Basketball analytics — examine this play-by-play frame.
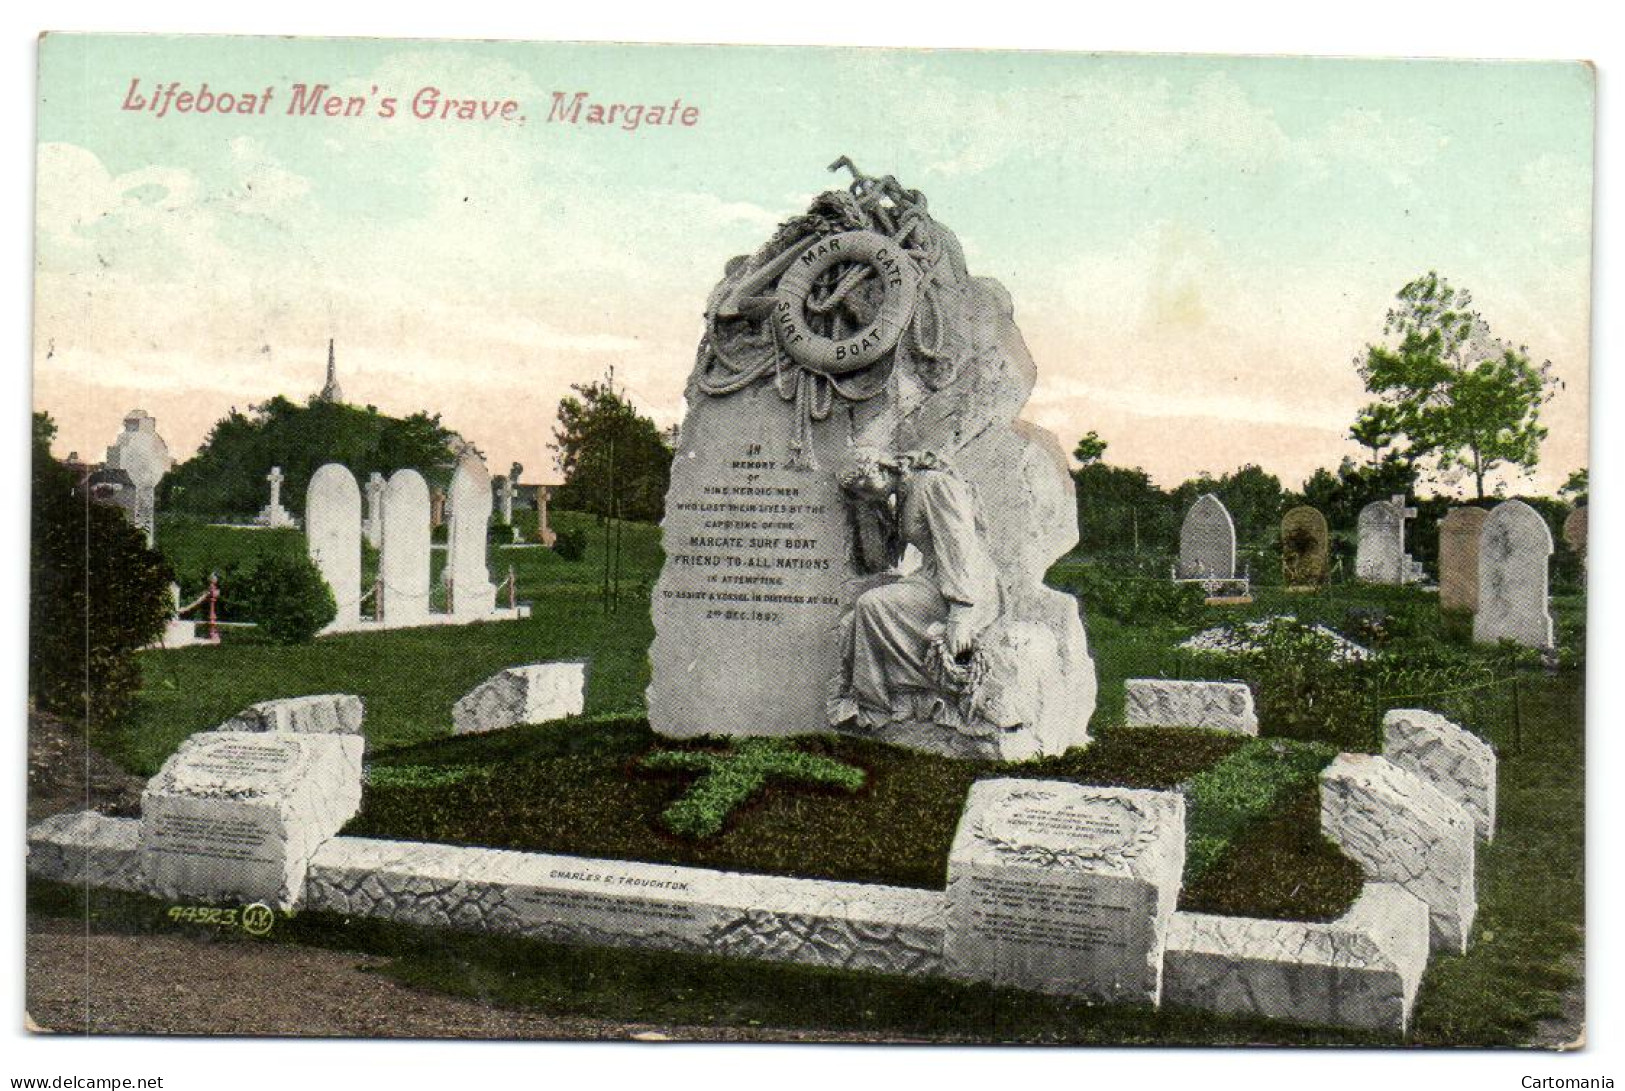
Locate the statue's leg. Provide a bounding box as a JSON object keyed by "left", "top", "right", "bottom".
{"left": 850, "top": 579, "right": 948, "bottom": 716}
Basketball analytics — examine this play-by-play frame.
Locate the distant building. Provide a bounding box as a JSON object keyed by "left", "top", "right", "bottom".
{"left": 318, "top": 338, "right": 344, "bottom": 403}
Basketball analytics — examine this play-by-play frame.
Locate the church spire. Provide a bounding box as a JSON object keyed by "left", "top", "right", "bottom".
{"left": 319, "top": 338, "right": 344, "bottom": 403}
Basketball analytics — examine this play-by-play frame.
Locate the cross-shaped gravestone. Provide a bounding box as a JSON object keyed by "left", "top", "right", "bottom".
{"left": 267, "top": 466, "right": 284, "bottom": 508}
{"left": 639, "top": 738, "right": 865, "bottom": 838}
{"left": 1392, "top": 493, "right": 1418, "bottom": 521}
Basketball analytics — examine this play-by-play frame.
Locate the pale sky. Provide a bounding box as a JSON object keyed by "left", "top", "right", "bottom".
{"left": 33, "top": 34, "right": 1594, "bottom": 497}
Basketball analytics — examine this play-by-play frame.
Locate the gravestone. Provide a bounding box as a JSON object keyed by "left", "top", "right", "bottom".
{"left": 447, "top": 448, "right": 496, "bottom": 617}
{"left": 381, "top": 468, "right": 432, "bottom": 627}
{"left": 452, "top": 662, "right": 589, "bottom": 735}
{"left": 220, "top": 694, "right": 365, "bottom": 736}
{"left": 306, "top": 464, "right": 362, "bottom": 630}
{"left": 1178, "top": 493, "right": 1236, "bottom": 580}
{"left": 1320, "top": 753, "right": 1476, "bottom": 952}
{"left": 256, "top": 465, "right": 296, "bottom": 529}
{"left": 364, "top": 471, "right": 386, "bottom": 548}
{"left": 1474, "top": 499, "right": 1554, "bottom": 649}
{"left": 140, "top": 731, "right": 363, "bottom": 909}
{"left": 536, "top": 484, "right": 557, "bottom": 546}
{"left": 1383, "top": 709, "right": 1496, "bottom": 841}
{"left": 648, "top": 162, "right": 1096, "bottom": 760}
{"left": 1563, "top": 506, "right": 1588, "bottom": 577}
{"left": 1356, "top": 495, "right": 1420, "bottom": 585}
{"left": 1280, "top": 505, "right": 1328, "bottom": 587}
{"left": 103, "top": 409, "right": 171, "bottom": 545}
{"left": 500, "top": 462, "right": 522, "bottom": 525}
{"left": 945, "top": 779, "right": 1185, "bottom": 1003}
{"left": 430, "top": 487, "right": 447, "bottom": 529}
{"left": 1123, "top": 679, "right": 1256, "bottom": 735}
{"left": 1438, "top": 506, "right": 1489, "bottom": 614}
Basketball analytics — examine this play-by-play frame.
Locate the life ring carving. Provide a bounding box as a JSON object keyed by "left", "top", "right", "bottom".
{"left": 772, "top": 230, "right": 919, "bottom": 375}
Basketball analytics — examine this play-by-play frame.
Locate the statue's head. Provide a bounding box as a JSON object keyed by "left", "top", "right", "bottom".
{"left": 836, "top": 445, "right": 899, "bottom": 501}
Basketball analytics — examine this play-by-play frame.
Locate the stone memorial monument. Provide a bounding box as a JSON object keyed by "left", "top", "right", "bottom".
{"left": 945, "top": 779, "right": 1186, "bottom": 1002}
{"left": 364, "top": 471, "right": 386, "bottom": 548}
{"left": 447, "top": 447, "right": 496, "bottom": 617}
{"left": 381, "top": 469, "right": 432, "bottom": 627}
{"left": 256, "top": 466, "right": 297, "bottom": 529}
{"left": 1437, "top": 506, "right": 1489, "bottom": 614}
{"left": 307, "top": 463, "right": 362, "bottom": 630}
{"left": 648, "top": 160, "right": 1096, "bottom": 760}
{"left": 1280, "top": 504, "right": 1329, "bottom": 587}
{"left": 1356, "top": 495, "right": 1423, "bottom": 585}
{"left": 1178, "top": 493, "right": 1237, "bottom": 580}
{"left": 430, "top": 486, "right": 447, "bottom": 529}
{"left": 103, "top": 409, "right": 171, "bottom": 545}
{"left": 1474, "top": 499, "right": 1554, "bottom": 649}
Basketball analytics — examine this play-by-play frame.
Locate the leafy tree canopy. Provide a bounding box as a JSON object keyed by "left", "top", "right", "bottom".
{"left": 1356, "top": 272, "right": 1556, "bottom": 499}
{"left": 160, "top": 396, "right": 460, "bottom": 517}
{"left": 551, "top": 380, "right": 674, "bottom": 523}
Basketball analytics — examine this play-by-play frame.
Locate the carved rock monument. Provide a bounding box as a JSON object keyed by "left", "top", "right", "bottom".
{"left": 1280, "top": 505, "right": 1329, "bottom": 587}
{"left": 649, "top": 162, "right": 1096, "bottom": 760}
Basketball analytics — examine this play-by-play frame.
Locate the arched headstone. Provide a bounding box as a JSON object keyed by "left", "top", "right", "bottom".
{"left": 447, "top": 449, "right": 496, "bottom": 617}
{"left": 381, "top": 469, "right": 431, "bottom": 627}
{"left": 1179, "top": 493, "right": 1236, "bottom": 579}
{"left": 306, "top": 464, "right": 362, "bottom": 630}
{"left": 1438, "top": 507, "right": 1489, "bottom": 614}
{"left": 1563, "top": 506, "right": 1588, "bottom": 577}
{"left": 1474, "top": 499, "right": 1554, "bottom": 649}
{"left": 1280, "top": 505, "right": 1328, "bottom": 587}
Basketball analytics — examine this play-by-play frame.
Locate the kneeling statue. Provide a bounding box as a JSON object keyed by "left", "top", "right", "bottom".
{"left": 828, "top": 446, "right": 1002, "bottom": 734}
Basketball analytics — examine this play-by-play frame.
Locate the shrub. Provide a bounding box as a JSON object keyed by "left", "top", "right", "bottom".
{"left": 552, "top": 526, "right": 588, "bottom": 562}
{"left": 30, "top": 415, "right": 174, "bottom": 727}
{"left": 232, "top": 553, "right": 337, "bottom": 644}
{"left": 1048, "top": 564, "right": 1205, "bottom": 626}
{"left": 1232, "top": 619, "right": 1378, "bottom": 751}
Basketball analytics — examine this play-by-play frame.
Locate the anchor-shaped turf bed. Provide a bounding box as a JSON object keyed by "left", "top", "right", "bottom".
{"left": 639, "top": 738, "right": 867, "bottom": 839}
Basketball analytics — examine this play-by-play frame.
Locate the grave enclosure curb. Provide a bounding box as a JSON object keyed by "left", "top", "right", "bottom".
{"left": 26, "top": 693, "right": 1496, "bottom": 1035}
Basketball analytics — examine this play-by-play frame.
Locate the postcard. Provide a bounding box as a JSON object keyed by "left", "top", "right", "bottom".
{"left": 26, "top": 32, "right": 1592, "bottom": 1048}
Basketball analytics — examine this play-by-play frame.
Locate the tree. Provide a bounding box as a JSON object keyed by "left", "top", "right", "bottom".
{"left": 1559, "top": 468, "right": 1588, "bottom": 506}
{"left": 1356, "top": 272, "right": 1556, "bottom": 499}
{"left": 161, "top": 396, "right": 460, "bottom": 517}
{"left": 551, "top": 379, "right": 674, "bottom": 523}
{"left": 1072, "top": 431, "right": 1108, "bottom": 468}
{"left": 31, "top": 412, "right": 174, "bottom": 727}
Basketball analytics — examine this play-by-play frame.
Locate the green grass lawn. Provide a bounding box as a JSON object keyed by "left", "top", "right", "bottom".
{"left": 53, "top": 512, "right": 1582, "bottom": 1045}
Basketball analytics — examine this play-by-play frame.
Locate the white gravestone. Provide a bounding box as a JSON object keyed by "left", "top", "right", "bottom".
{"left": 139, "top": 731, "right": 363, "bottom": 909}
{"left": 1162, "top": 883, "right": 1430, "bottom": 1033}
{"left": 103, "top": 409, "right": 171, "bottom": 545}
{"left": 447, "top": 449, "right": 496, "bottom": 617}
{"left": 1474, "top": 499, "right": 1555, "bottom": 649}
{"left": 364, "top": 471, "right": 386, "bottom": 548}
{"left": 306, "top": 463, "right": 363, "bottom": 630}
{"left": 1124, "top": 679, "right": 1257, "bottom": 735}
{"left": 220, "top": 694, "right": 365, "bottom": 736}
{"left": 1383, "top": 709, "right": 1496, "bottom": 841}
{"left": 452, "top": 663, "right": 589, "bottom": 735}
{"left": 945, "top": 779, "right": 1186, "bottom": 1003}
{"left": 381, "top": 468, "right": 432, "bottom": 627}
{"left": 1320, "top": 753, "right": 1476, "bottom": 953}
{"left": 1356, "top": 495, "right": 1421, "bottom": 585}
{"left": 1178, "top": 493, "right": 1237, "bottom": 580}
{"left": 257, "top": 466, "right": 296, "bottom": 529}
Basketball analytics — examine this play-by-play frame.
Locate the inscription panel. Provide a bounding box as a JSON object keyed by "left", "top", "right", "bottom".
{"left": 946, "top": 779, "right": 1185, "bottom": 1004}
{"left": 650, "top": 391, "right": 854, "bottom": 737}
